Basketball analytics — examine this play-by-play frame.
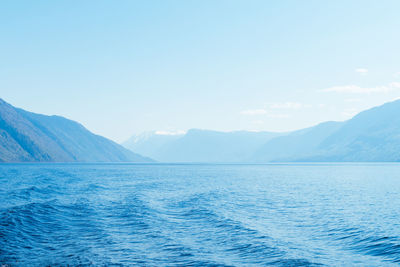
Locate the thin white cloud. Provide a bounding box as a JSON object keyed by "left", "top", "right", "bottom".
{"left": 344, "top": 98, "right": 362, "bottom": 103}
{"left": 267, "top": 113, "right": 290, "bottom": 118}
{"left": 240, "top": 109, "right": 267, "bottom": 115}
{"left": 240, "top": 108, "right": 290, "bottom": 119}
{"left": 341, "top": 108, "right": 358, "bottom": 118}
{"left": 268, "top": 102, "right": 309, "bottom": 109}
{"left": 320, "top": 82, "right": 400, "bottom": 94}
{"left": 155, "top": 130, "right": 186, "bottom": 135}
{"left": 251, "top": 120, "right": 265, "bottom": 125}
{"left": 241, "top": 102, "right": 309, "bottom": 118}
{"left": 355, "top": 68, "right": 368, "bottom": 75}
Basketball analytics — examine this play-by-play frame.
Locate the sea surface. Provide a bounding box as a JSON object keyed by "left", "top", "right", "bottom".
{"left": 1, "top": 163, "right": 400, "bottom": 266}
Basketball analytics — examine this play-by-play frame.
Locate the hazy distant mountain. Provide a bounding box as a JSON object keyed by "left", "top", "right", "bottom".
{"left": 123, "top": 129, "right": 281, "bottom": 162}
{"left": 122, "top": 131, "right": 184, "bottom": 159}
{"left": 123, "top": 100, "right": 400, "bottom": 163}
{"left": 311, "top": 99, "right": 400, "bottom": 161}
{"left": 0, "top": 99, "right": 152, "bottom": 162}
{"left": 250, "top": 121, "right": 344, "bottom": 162}
{"left": 251, "top": 99, "right": 400, "bottom": 162}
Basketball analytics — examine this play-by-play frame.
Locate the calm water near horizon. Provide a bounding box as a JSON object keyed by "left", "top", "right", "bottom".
{"left": 1, "top": 163, "right": 400, "bottom": 266}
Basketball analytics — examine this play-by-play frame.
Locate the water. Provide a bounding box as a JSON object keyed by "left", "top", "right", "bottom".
{"left": 1, "top": 163, "right": 400, "bottom": 266}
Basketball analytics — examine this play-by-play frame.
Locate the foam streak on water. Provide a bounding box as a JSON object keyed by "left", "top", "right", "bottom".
{"left": 1, "top": 163, "right": 400, "bottom": 266}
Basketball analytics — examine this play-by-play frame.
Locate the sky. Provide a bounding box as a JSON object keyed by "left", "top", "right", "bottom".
{"left": 1, "top": 0, "right": 400, "bottom": 142}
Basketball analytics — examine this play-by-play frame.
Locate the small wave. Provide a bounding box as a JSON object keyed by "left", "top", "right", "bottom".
{"left": 353, "top": 235, "right": 400, "bottom": 262}
{"left": 9, "top": 185, "right": 62, "bottom": 201}
{"left": 269, "top": 258, "right": 324, "bottom": 266}
{"left": 326, "top": 226, "right": 400, "bottom": 263}
{"left": 0, "top": 199, "right": 115, "bottom": 266}
{"left": 161, "top": 192, "right": 309, "bottom": 265}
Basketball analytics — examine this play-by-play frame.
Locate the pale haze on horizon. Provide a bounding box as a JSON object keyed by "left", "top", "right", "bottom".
{"left": 1, "top": 0, "right": 400, "bottom": 142}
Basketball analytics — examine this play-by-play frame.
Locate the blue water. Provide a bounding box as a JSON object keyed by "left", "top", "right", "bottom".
{"left": 1, "top": 163, "right": 400, "bottom": 266}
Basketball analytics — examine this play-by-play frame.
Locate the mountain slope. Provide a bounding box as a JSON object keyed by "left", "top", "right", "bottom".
{"left": 313, "top": 99, "right": 400, "bottom": 161}
{"left": 0, "top": 99, "right": 152, "bottom": 162}
{"left": 250, "top": 121, "right": 344, "bottom": 162}
{"left": 251, "top": 99, "right": 400, "bottom": 162}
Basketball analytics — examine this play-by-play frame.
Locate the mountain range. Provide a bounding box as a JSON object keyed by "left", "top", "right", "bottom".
{"left": 123, "top": 99, "right": 400, "bottom": 162}
{"left": 2, "top": 97, "right": 400, "bottom": 163}
{"left": 123, "top": 129, "right": 281, "bottom": 162}
{"left": 0, "top": 98, "right": 152, "bottom": 162}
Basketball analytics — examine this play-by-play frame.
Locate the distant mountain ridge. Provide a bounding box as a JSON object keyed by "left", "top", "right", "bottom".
{"left": 123, "top": 129, "right": 282, "bottom": 162}
{"left": 123, "top": 131, "right": 184, "bottom": 161}
{"left": 124, "top": 99, "right": 400, "bottom": 163}
{"left": 0, "top": 99, "right": 152, "bottom": 162}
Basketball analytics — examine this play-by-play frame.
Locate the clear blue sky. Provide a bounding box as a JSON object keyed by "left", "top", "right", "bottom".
{"left": 1, "top": 0, "right": 400, "bottom": 142}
